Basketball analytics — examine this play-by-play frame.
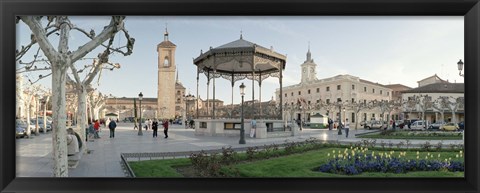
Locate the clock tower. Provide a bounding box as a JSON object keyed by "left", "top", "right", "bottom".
{"left": 157, "top": 27, "right": 177, "bottom": 119}
{"left": 300, "top": 44, "right": 317, "bottom": 83}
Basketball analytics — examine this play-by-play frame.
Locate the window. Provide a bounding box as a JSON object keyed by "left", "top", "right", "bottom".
{"left": 164, "top": 57, "right": 170, "bottom": 67}
{"left": 285, "top": 93, "right": 287, "bottom": 97}
{"left": 337, "top": 98, "right": 341, "bottom": 102}
{"left": 351, "top": 113, "right": 355, "bottom": 123}
{"left": 364, "top": 99, "right": 366, "bottom": 104}
{"left": 352, "top": 84, "right": 355, "bottom": 90}
{"left": 337, "top": 85, "right": 341, "bottom": 90}
{"left": 363, "top": 113, "right": 367, "bottom": 121}
{"left": 371, "top": 114, "right": 375, "bottom": 120}
{"left": 316, "top": 88, "right": 320, "bottom": 93}
{"left": 372, "top": 88, "right": 375, "bottom": 93}
{"left": 326, "top": 86, "right": 330, "bottom": 91}
{"left": 326, "top": 99, "right": 330, "bottom": 104}
{"left": 291, "top": 92, "right": 293, "bottom": 96}
{"left": 352, "top": 98, "right": 355, "bottom": 103}
{"left": 364, "top": 87, "right": 367, "bottom": 92}
{"left": 387, "top": 92, "right": 390, "bottom": 96}
{"left": 316, "top": 100, "right": 320, "bottom": 104}
{"left": 298, "top": 91, "right": 301, "bottom": 95}
{"left": 308, "top": 89, "right": 311, "bottom": 94}
{"left": 308, "top": 101, "right": 311, "bottom": 105}
{"left": 380, "top": 90, "right": 383, "bottom": 95}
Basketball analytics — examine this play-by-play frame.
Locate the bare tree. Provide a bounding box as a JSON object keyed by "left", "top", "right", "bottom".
{"left": 431, "top": 96, "right": 450, "bottom": 123}
{"left": 445, "top": 96, "right": 464, "bottom": 124}
{"left": 372, "top": 99, "right": 402, "bottom": 128}
{"left": 89, "top": 92, "right": 107, "bottom": 121}
{"left": 346, "top": 101, "right": 372, "bottom": 129}
{"left": 19, "top": 16, "right": 134, "bottom": 177}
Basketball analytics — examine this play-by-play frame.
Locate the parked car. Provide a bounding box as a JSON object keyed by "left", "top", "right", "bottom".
{"left": 440, "top": 122, "right": 459, "bottom": 131}
{"left": 394, "top": 120, "right": 404, "bottom": 129}
{"left": 408, "top": 120, "right": 428, "bottom": 131}
{"left": 428, "top": 121, "right": 445, "bottom": 130}
{"left": 15, "top": 119, "right": 29, "bottom": 138}
{"left": 33, "top": 118, "right": 52, "bottom": 132}
{"left": 366, "top": 120, "right": 384, "bottom": 130}
{"left": 458, "top": 121, "right": 465, "bottom": 131}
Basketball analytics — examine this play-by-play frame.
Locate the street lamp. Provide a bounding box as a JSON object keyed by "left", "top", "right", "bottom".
{"left": 138, "top": 92, "right": 143, "bottom": 136}
{"left": 40, "top": 98, "right": 46, "bottom": 134}
{"left": 184, "top": 93, "right": 194, "bottom": 128}
{"left": 457, "top": 59, "right": 464, "bottom": 77}
{"left": 239, "top": 82, "right": 246, "bottom": 144}
{"left": 338, "top": 99, "right": 343, "bottom": 135}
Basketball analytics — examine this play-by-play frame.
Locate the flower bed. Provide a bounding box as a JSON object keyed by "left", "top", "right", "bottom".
{"left": 318, "top": 147, "right": 464, "bottom": 175}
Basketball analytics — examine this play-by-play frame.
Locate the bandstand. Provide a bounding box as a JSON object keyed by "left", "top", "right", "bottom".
{"left": 192, "top": 35, "right": 298, "bottom": 139}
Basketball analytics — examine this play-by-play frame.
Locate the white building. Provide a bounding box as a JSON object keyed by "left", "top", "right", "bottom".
{"left": 275, "top": 48, "right": 392, "bottom": 125}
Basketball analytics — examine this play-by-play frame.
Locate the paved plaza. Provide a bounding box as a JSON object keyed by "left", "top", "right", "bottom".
{"left": 16, "top": 122, "right": 464, "bottom": 177}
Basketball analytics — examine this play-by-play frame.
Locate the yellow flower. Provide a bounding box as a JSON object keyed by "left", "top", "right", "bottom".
{"left": 333, "top": 150, "right": 336, "bottom": 153}
{"left": 449, "top": 157, "right": 452, "bottom": 160}
{"left": 460, "top": 150, "right": 463, "bottom": 154}
{"left": 460, "top": 154, "right": 463, "bottom": 158}
{"left": 408, "top": 160, "right": 410, "bottom": 162}
{"left": 438, "top": 154, "right": 441, "bottom": 158}
{"left": 417, "top": 151, "right": 419, "bottom": 155}
{"left": 445, "top": 159, "right": 448, "bottom": 162}
{"left": 327, "top": 153, "right": 330, "bottom": 157}
{"left": 456, "top": 154, "right": 459, "bottom": 158}
{"left": 425, "top": 156, "right": 428, "bottom": 160}
{"left": 427, "top": 152, "right": 430, "bottom": 156}
{"left": 416, "top": 156, "right": 419, "bottom": 159}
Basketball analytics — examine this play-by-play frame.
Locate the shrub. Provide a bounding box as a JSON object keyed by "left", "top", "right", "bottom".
{"left": 221, "top": 146, "right": 237, "bottom": 165}
{"left": 396, "top": 141, "right": 405, "bottom": 149}
{"left": 246, "top": 146, "right": 257, "bottom": 161}
{"left": 421, "top": 141, "right": 433, "bottom": 151}
{"left": 435, "top": 141, "right": 443, "bottom": 151}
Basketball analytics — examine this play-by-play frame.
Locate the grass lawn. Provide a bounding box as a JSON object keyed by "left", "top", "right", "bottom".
{"left": 357, "top": 131, "right": 463, "bottom": 140}
{"left": 129, "top": 148, "right": 464, "bottom": 177}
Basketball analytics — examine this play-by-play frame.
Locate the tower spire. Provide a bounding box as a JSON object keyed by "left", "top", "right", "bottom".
{"left": 164, "top": 23, "right": 169, "bottom": 41}
{"left": 306, "top": 41, "right": 311, "bottom": 61}
{"left": 240, "top": 29, "right": 243, "bottom": 39}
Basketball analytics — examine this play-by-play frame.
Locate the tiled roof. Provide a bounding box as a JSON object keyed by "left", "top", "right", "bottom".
{"left": 402, "top": 83, "right": 464, "bottom": 93}
{"left": 157, "top": 40, "right": 176, "bottom": 48}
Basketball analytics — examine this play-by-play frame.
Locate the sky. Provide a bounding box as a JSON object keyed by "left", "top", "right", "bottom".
{"left": 17, "top": 16, "right": 464, "bottom": 104}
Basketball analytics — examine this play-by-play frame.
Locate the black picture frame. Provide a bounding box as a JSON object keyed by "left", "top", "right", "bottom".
{"left": 1, "top": 0, "right": 479, "bottom": 192}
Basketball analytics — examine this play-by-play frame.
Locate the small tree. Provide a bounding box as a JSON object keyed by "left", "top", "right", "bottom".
{"left": 445, "top": 96, "right": 464, "bottom": 124}
{"left": 431, "top": 96, "right": 449, "bottom": 123}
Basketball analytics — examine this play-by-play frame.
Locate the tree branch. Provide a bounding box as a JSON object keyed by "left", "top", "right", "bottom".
{"left": 20, "top": 16, "right": 59, "bottom": 63}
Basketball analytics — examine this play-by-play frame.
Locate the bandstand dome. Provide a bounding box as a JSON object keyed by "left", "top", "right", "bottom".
{"left": 193, "top": 35, "right": 287, "bottom": 120}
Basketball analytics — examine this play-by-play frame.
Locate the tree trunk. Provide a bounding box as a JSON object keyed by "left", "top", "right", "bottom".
{"left": 43, "top": 96, "right": 50, "bottom": 134}
{"left": 51, "top": 64, "right": 69, "bottom": 177}
{"left": 75, "top": 85, "right": 88, "bottom": 150}
{"left": 26, "top": 96, "right": 33, "bottom": 137}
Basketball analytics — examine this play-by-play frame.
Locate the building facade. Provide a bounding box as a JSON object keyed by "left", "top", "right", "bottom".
{"left": 275, "top": 49, "right": 393, "bottom": 124}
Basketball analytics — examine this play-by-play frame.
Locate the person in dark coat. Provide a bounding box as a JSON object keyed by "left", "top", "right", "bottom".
{"left": 152, "top": 119, "right": 159, "bottom": 138}
{"left": 328, "top": 118, "right": 333, "bottom": 130}
{"left": 108, "top": 119, "right": 117, "bottom": 138}
{"left": 162, "top": 119, "right": 169, "bottom": 138}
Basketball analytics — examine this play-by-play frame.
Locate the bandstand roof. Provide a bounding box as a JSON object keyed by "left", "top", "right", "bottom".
{"left": 193, "top": 36, "right": 287, "bottom": 83}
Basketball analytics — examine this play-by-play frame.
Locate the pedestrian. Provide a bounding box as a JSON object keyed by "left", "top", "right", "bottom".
{"left": 250, "top": 117, "right": 257, "bottom": 138}
{"left": 344, "top": 118, "right": 350, "bottom": 138}
{"left": 87, "top": 121, "right": 97, "bottom": 140}
{"left": 93, "top": 120, "right": 101, "bottom": 138}
{"left": 144, "top": 119, "right": 149, "bottom": 130}
{"left": 392, "top": 119, "right": 396, "bottom": 130}
{"left": 163, "top": 119, "right": 169, "bottom": 138}
{"left": 148, "top": 119, "right": 152, "bottom": 130}
{"left": 108, "top": 119, "right": 117, "bottom": 138}
{"left": 328, "top": 118, "right": 333, "bottom": 130}
{"left": 152, "top": 119, "right": 158, "bottom": 138}
{"left": 189, "top": 119, "right": 194, "bottom": 129}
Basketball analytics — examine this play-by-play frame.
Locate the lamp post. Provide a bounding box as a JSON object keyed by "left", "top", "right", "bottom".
{"left": 239, "top": 83, "right": 246, "bottom": 144}
{"left": 457, "top": 59, "right": 464, "bottom": 77}
{"left": 40, "top": 98, "right": 46, "bottom": 134}
{"left": 184, "top": 93, "right": 194, "bottom": 128}
{"left": 138, "top": 92, "right": 143, "bottom": 136}
{"left": 338, "top": 99, "right": 343, "bottom": 135}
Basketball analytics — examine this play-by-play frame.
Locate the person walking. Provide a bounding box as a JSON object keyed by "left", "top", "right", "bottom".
{"left": 162, "top": 119, "right": 169, "bottom": 138}
{"left": 148, "top": 119, "right": 153, "bottom": 131}
{"left": 144, "top": 119, "right": 149, "bottom": 130}
{"left": 250, "top": 117, "right": 257, "bottom": 138}
{"left": 105, "top": 118, "right": 111, "bottom": 131}
{"left": 328, "top": 118, "right": 333, "bottom": 130}
{"left": 152, "top": 119, "right": 158, "bottom": 138}
{"left": 108, "top": 119, "right": 117, "bottom": 138}
{"left": 344, "top": 118, "right": 350, "bottom": 138}
{"left": 93, "top": 120, "right": 101, "bottom": 138}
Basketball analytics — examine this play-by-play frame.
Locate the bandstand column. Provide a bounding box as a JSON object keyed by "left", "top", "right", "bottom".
{"left": 196, "top": 67, "right": 199, "bottom": 118}
{"left": 259, "top": 72, "right": 262, "bottom": 119}
{"left": 252, "top": 70, "right": 255, "bottom": 118}
{"left": 213, "top": 69, "right": 216, "bottom": 119}
{"left": 279, "top": 64, "right": 283, "bottom": 120}
{"left": 206, "top": 71, "right": 210, "bottom": 118}
{"left": 231, "top": 74, "right": 234, "bottom": 118}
